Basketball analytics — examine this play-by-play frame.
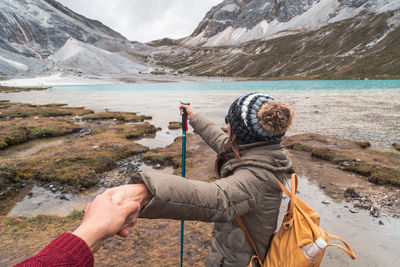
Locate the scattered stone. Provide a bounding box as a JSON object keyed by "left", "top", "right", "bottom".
{"left": 350, "top": 208, "right": 359, "bottom": 213}
{"left": 356, "top": 141, "right": 371, "bottom": 149}
{"left": 337, "top": 215, "right": 341, "bottom": 218}
{"left": 392, "top": 143, "right": 400, "bottom": 151}
{"left": 319, "top": 184, "right": 326, "bottom": 189}
{"left": 378, "top": 220, "right": 384, "bottom": 225}
{"left": 168, "top": 121, "right": 182, "bottom": 130}
{"left": 354, "top": 201, "right": 371, "bottom": 210}
{"left": 153, "top": 163, "right": 161, "bottom": 169}
{"left": 370, "top": 206, "right": 380, "bottom": 218}
{"left": 344, "top": 188, "right": 360, "bottom": 198}
{"left": 60, "top": 195, "right": 70, "bottom": 201}
{"left": 322, "top": 199, "right": 330, "bottom": 204}
{"left": 355, "top": 158, "right": 362, "bottom": 162}
{"left": 92, "top": 145, "right": 99, "bottom": 149}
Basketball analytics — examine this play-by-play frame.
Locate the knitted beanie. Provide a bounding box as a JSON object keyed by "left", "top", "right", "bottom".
{"left": 226, "top": 92, "right": 288, "bottom": 143}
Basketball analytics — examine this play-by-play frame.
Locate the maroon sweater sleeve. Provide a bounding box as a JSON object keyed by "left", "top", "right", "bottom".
{"left": 14, "top": 233, "right": 94, "bottom": 267}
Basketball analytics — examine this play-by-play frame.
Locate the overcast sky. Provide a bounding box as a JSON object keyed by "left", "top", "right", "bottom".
{"left": 57, "top": 0, "right": 223, "bottom": 42}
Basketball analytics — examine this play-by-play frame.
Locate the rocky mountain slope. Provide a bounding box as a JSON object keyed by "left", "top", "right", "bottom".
{"left": 182, "top": 0, "right": 400, "bottom": 46}
{"left": 0, "top": 0, "right": 153, "bottom": 77}
{"left": 151, "top": 8, "right": 400, "bottom": 79}
{"left": 0, "top": 0, "right": 399, "bottom": 80}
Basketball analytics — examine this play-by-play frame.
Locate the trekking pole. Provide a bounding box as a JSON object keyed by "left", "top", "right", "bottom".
{"left": 180, "top": 101, "right": 189, "bottom": 267}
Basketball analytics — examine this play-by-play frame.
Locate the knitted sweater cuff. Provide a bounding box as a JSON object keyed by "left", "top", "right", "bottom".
{"left": 50, "top": 233, "right": 94, "bottom": 266}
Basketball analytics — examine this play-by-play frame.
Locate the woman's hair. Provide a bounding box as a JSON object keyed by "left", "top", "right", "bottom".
{"left": 214, "top": 129, "right": 241, "bottom": 179}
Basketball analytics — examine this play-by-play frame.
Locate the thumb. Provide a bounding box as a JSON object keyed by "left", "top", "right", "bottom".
{"left": 121, "top": 200, "right": 140, "bottom": 216}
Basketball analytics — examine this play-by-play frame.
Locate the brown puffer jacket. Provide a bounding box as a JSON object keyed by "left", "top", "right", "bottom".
{"left": 139, "top": 113, "right": 292, "bottom": 267}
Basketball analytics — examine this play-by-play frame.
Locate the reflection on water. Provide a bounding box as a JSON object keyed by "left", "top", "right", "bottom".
{"left": 135, "top": 128, "right": 180, "bottom": 150}
{"left": 7, "top": 185, "right": 105, "bottom": 217}
{"left": 139, "top": 163, "right": 174, "bottom": 174}
{"left": 283, "top": 176, "right": 400, "bottom": 267}
{"left": 0, "top": 137, "right": 64, "bottom": 158}
{"left": 7, "top": 164, "right": 174, "bottom": 217}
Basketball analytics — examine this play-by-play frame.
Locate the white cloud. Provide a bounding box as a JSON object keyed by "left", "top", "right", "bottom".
{"left": 57, "top": 0, "right": 223, "bottom": 42}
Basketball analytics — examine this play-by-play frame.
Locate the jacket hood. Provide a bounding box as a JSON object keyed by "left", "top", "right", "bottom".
{"left": 220, "top": 140, "right": 292, "bottom": 177}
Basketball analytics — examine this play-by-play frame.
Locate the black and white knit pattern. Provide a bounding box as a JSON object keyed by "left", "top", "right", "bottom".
{"left": 226, "top": 92, "right": 280, "bottom": 143}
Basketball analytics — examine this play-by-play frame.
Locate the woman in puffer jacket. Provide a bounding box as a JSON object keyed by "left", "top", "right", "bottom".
{"left": 111, "top": 92, "right": 294, "bottom": 267}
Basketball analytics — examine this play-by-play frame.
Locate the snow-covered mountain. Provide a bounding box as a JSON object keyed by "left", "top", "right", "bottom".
{"left": 183, "top": 0, "right": 400, "bottom": 46}
{"left": 0, "top": 0, "right": 153, "bottom": 77}
{"left": 1, "top": 0, "right": 399, "bottom": 80}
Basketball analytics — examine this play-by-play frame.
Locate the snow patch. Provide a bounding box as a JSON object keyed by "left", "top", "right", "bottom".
{"left": 221, "top": 3, "right": 237, "bottom": 12}
{"left": 186, "top": 0, "right": 400, "bottom": 47}
{"left": 366, "top": 31, "right": 390, "bottom": 48}
{"left": 260, "top": 20, "right": 269, "bottom": 34}
{"left": 0, "top": 73, "right": 115, "bottom": 87}
{"left": 283, "top": 0, "right": 339, "bottom": 32}
{"left": 374, "top": 0, "right": 400, "bottom": 13}
{"left": 0, "top": 55, "right": 29, "bottom": 71}
{"left": 49, "top": 38, "right": 148, "bottom": 75}
{"left": 205, "top": 27, "right": 234, "bottom": 46}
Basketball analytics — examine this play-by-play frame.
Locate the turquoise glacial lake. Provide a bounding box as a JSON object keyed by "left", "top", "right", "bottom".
{"left": 2, "top": 80, "right": 399, "bottom": 149}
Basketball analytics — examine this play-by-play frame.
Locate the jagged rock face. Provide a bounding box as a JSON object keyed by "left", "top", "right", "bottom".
{"left": 152, "top": 9, "right": 400, "bottom": 79}
{"left": 0, "top": 0, "right": 156, "bottom": 77}
{"left": 0, "top": 0, "right": 127, "bottom": 59}
{"left": 186, "top": 0, "right": 400, "bottom": 46}
{"left": 191, "top": 0, "right": 320, "bottom": 38}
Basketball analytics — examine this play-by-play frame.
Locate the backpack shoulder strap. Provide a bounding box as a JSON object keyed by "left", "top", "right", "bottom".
{"left": 236, "top": 216, "right": 263, "bottom": 266}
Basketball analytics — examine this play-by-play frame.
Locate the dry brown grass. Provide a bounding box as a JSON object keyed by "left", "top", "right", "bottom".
{"left": 0, "top": 85, "right": 50, "bottom": 93}
{"left": 0, "top": 102, "right": 93, "bottom": 118}
{"left": 94, "top": 123, "right": 159, "bottom": 139}
{"left": 143, "top": 135, "right": 195, "bottom": 173}
{"left": 0, "top": 213, "right": 213, "bottom": 267}
{"left": 83, "top": 112, "right": 152, "bottom": 122}
{"left": 0, "top": 117, "right": 81, "bottom": 149}
{"left": 283, "top": 133, "right": 400, "bottom": 187}
{"left": 168, "top": 121, "right": 182, "bottom": 129}
{"left": 0, "top": 123, "right": 156, "bottom": 187}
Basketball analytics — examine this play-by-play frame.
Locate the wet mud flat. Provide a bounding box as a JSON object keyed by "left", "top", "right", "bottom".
{"left": 0, "top": 85, "right": 50, "bottom": 93}
{"left": 0, "top": 101, "right": 399, "bottom": 266}
{"left": 0, "top": 101, "right": 159, "bottom": 215}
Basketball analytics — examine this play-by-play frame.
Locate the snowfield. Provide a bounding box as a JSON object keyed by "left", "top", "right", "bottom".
{"left": 184, "top": 0, "right": 400, "bottom": 46}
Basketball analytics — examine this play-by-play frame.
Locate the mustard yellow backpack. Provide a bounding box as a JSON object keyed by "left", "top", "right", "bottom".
{"left": 236, "top": 173, "right": 356, "bottom": 267}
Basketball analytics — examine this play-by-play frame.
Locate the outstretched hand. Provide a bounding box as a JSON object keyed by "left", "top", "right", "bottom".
{"left": 72, "top": 190, "right": 140, "bottom": 253}
{"left": 105, "top": 184, "right": 153, "bottom": 236}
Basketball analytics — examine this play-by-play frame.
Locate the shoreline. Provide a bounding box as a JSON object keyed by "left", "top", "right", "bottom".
{"left": 2, "top": 73, "right": 400, "bottom": 87}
